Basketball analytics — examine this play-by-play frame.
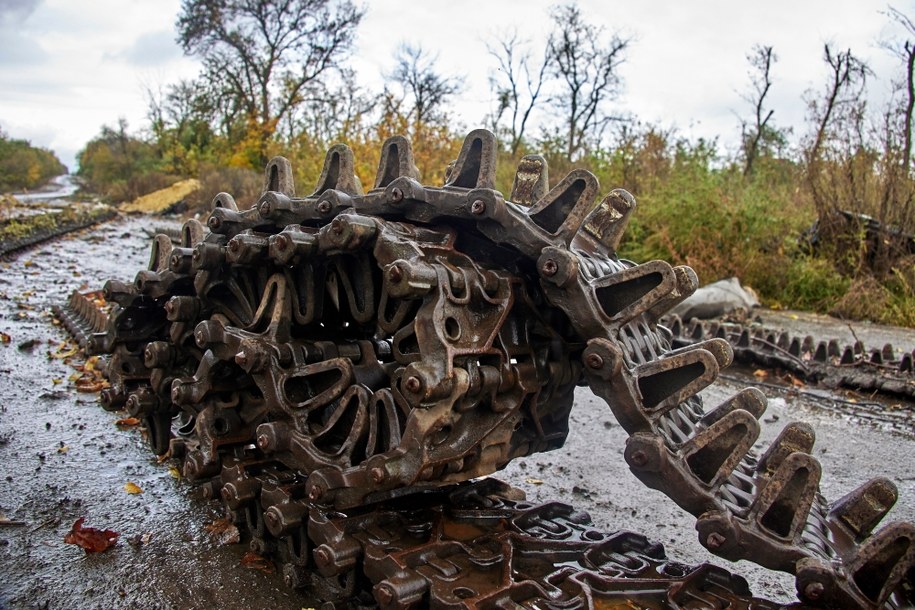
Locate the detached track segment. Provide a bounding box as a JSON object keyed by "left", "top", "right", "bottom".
{"left": 57, "top": 130, "right": 914, "bottom": 609}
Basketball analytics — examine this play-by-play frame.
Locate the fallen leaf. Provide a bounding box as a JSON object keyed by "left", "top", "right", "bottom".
{"left": 240, "top": 551, "right": 275, "bottom": 574}
{"left": 124, "top": 482, "right": 143, "bottom": 494}
{"left": 115, "top": 417, "right": 141, "bottom": 427}
{"left": 49, "top": 342, "right": 78, "bottom": 359}
{"left": 51, "top": 378, "right": 62, "bottom": 385}
{"left": 23, "top": 260, "right": 34, "bottom": 268}
{"left": 204, "top": 517, "right": 241, "bottom": 546}
{"left": 753, "top": 369, "right": 768, "bottom": 379}
{"left": 168, "top": 467, "right": 182, "bottom": 480}
{"left": 57, "top": 445, "right": 69, "bottom": 454}
{"left": 63, "top": 517, "right": 118, "bottom": 553}
{"left": 0, "top": 332, "right": 10, "bottom": 344}
{"left": 525, "top": 478, "right": 544, "bottom": 485}
{"left": 74, "top": 373, "right": 108, "bottom": 393}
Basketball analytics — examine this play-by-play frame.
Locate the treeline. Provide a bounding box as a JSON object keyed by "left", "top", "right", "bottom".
{"left": 77, "top": 1, "right": 915, "bottom": 326}
{"left": 0, "top": 130, "right": 67, "bottom": 192}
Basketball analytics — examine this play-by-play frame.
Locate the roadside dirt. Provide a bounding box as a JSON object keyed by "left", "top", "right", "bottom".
{"left": 0, "top": 216, "right": 912, "bottom": 609}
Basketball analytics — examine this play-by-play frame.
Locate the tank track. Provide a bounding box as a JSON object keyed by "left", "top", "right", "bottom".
{"left": 56, "top": 130, "right": 914, "bottom": 608}
{"left": 663, "top": 314, "right": 915, "bottom": 399}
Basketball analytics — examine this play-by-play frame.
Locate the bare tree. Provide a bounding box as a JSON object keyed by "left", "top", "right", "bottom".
{"left": 547, "top": 3, "right": 630, "bottom": 160}
{"left": 487, "top": 31, "right": 551, "bottom": 156}
{"left": 389, "top": 43, "right": 463, "bottom": 124}
{"left": 290, "top": 68, "right": 374, "bottom": 143}
{"left": 176, "top": 0, "right": 364, "bottom": 165}
{"left": 739, "top": 45, "right": 777, "bottom": 176}
{"left": 883, "top": 6, "right": 915, "bottom": 174}
{"left": 805, "top": 45, "right": 871, "bottom": 168}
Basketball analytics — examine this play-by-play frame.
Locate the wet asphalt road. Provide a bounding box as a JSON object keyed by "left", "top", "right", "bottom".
{"left": 0, "top": 215, "right": 913, "bottom": 609}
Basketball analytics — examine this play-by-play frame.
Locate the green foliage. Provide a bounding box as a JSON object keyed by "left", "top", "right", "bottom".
{"left": 0, "top": 130, "right": 67, "bottom": 192}
{"left": 77, "top": 119, "right": 178, "bottom": 202}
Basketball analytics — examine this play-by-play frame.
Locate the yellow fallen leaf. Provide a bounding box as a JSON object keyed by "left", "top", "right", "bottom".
{"left": 57, "top": 445, "right": 69, "bottom": 454}
{"left": 23, "top": 260, "right": 34, "bottom": 268}
{"left": 124, "top": 482, "right": 143, "bottom": 495}
{"left": 168, "top": 467, "right": 182, "bottom": 480}
{"left": 753, "top": 369, "right": 768, "bottom": 379}
{"left": 51, "top": 378, "right": 62, "bottom": 385}
{"left": 49, "top": 342, "right": 79, "bottom": 359}
{"left": 525, "top": 478, "right": 544, "bottom": 485}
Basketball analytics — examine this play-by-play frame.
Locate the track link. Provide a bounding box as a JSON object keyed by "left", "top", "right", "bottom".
{"left": 58, "top": 130, "right": 914, "bottom": 608}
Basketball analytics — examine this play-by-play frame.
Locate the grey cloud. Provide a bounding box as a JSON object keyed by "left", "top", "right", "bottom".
{"left": 0, "top": 0, "right": 40, "bottom": 24}
{"left": 113, "top": 29, "right": 183, "bottom": 67}
{"left": 0, "top": 0, "right": 45, "bottom": 65}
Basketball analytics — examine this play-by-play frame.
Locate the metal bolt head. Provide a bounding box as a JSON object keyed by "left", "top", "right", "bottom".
{"left": 629, "top": 449, "right": 648, "bottom": 467}
{"left": 705, "top": 532, "right": 727, "bottom": 550}
{"left": 207, "top": 216, "right": 221, "bottom": 230}
{"left": 391, "top": 187, "right": 404, "bottom": 202}
{"left": 273, "top": 234, "right": 289, "bottom": 251}
{"left": 804, "top": 582, "right": 825, "bottom": 601}
{"left": 228, "top": 239, "right": 240, "bottom": 252}
{"left": 470, "top": 199, "right": 486, "bottom": 215}
{"left": 308, "top": 484, "right": 324, "bottom": 501}
{"left": 331, "top": 217, "right": 344, "bottom": 234}
{"left": 387, "top": 266, "right": 403, "bottom": 284}
{"left": 375, "top": 584, "right": 395, "bottom": 606}
{"left": 541, "top": 259, "right": 558, "bottom": 277}
{"left": 404, "top": 375, "right": 422, "bottom": 393}
{"left": 370, "top": 467, "right": 386, "bottom": 484}
{"left": 256, "top": 433, "right": 271, "bottom": 451}
{"left": 317, "top": 200, "right": 332, "bottom": 214}
{"left": 585, "top": 353, "right": 604, "bottom": 369}
{"left": 235, "top": 351, "right": 249, "bottom": 368}
{"left": 314, "top": 546, "right": 330, "bottom": 566}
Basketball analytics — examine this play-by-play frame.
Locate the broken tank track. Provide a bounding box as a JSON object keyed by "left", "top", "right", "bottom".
{"left": 58, "top": 130, "right": 914, "bottom": 608}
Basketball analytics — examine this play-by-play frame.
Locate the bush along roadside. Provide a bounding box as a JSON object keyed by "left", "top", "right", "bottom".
{"left": 0, "top": 206, "right": 117, "bottom": 257}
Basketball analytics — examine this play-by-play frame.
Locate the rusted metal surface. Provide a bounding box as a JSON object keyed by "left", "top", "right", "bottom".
{"left": 57, "top": 130, "right": 914, "bottom": 608}
{"left": 664, "top": 314, "right": 915, "bottom": 399}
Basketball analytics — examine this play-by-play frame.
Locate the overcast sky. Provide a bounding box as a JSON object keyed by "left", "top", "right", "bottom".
{"left": 0, "top": 0, "right": 912, "bottom": 172}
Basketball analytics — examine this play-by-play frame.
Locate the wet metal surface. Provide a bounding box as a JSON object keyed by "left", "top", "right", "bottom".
{"left": 0, "top": 216, "right": 913, "bottom": 608}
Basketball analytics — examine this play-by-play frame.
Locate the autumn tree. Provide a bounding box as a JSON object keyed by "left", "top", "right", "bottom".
{"left": 487, "top": 31, "right": 551, "bottom": 155}
{"left": 176, "top": 0, "right": 364, "bottom": 166}
{"left": 546, "top": 3, "right": 630, "bottom": 160}
{"left": 388, "top": 43, "right": 463, "bottom": 125}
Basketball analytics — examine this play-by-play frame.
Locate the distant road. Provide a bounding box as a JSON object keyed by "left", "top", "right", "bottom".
{"left": 12, "top": 174, "right": 80, "bottom": 203}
